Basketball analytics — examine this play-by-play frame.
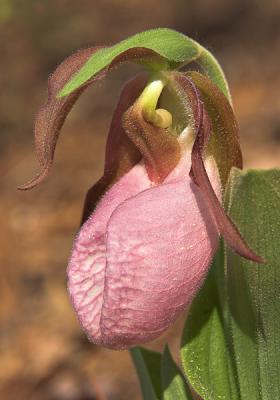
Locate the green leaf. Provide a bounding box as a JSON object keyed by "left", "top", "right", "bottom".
{"left": 130, "top": 347, "right": 162, "bottom": 400}
{"left": 181, "top": 244, "right": 240, "bottom": 400}
{"left": 58, "top": 28, "right": 231, "bottom": 100}
{"left": 224, "top": 168, "right": 280, "bottom": 399}
{"left": 181, "top": 168, "right": 280, "bottom": 399}
{"left": 161, "top": 345, "right": 193, "bottom": 399}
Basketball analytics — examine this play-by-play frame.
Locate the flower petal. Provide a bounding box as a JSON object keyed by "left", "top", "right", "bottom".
{"left": 187, "top": 71, "right": 243, "bottom": 186}
{"left": 68, "top": 163, "right": 152, "bottom": 346}
{"left": 171, "top": 73, "right": 264, "bottom": 263}
{"left": 68, "top": 150, "right": 221, "bottom": 349}
{"left": 191, "top": 106, "right": 264, "bottom": 263}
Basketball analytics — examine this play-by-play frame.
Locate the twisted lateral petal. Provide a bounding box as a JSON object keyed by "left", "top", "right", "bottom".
{"left": 170, "top": 73, "right": 264, "bottom": 263}
{"left": 187, "top": 71, "right": 243, "bottom": 186}
{"left": 67, "top": 147, "right": 221, "bottom": 349}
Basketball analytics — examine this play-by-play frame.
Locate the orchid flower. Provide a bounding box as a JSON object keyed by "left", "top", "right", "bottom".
{"left": 20, "top": 29, "right": 263, "bottom": 350}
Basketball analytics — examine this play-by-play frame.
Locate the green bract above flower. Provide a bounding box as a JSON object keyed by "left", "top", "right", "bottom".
{"left": 58, "top": 28, "right": 231, "bottom": 101}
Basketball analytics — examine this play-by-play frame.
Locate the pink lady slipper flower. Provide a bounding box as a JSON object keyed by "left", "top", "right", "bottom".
{"left": 20, "top": 31, "right": 263, "bottom": 350}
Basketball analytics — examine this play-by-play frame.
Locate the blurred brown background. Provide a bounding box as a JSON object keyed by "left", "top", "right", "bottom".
{"left": 1, "top": 1, "right": 279, "bottom": 399}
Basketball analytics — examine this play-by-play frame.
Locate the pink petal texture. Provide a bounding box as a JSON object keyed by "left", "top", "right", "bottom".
{"left": 67, "top": 135, "right": 221, "bottom": 350}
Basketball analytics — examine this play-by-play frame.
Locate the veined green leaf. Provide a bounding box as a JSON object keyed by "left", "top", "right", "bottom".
{"left": 224, "top": 168, "right": 280, "bottom": 399}
{"left": 58, "top": 28, "right": 231, "bottom": 100}
{"left": 130, "top": 347, "right": 162, "bottom": 400}
{"left": 181, "top": 168, "right": 280, "bottom": 399}
{"left": 181, "top": 243, "right": 240, "bottom": 400}
{"left": 161, "top": 345, "right": 193, "bottom": 399}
